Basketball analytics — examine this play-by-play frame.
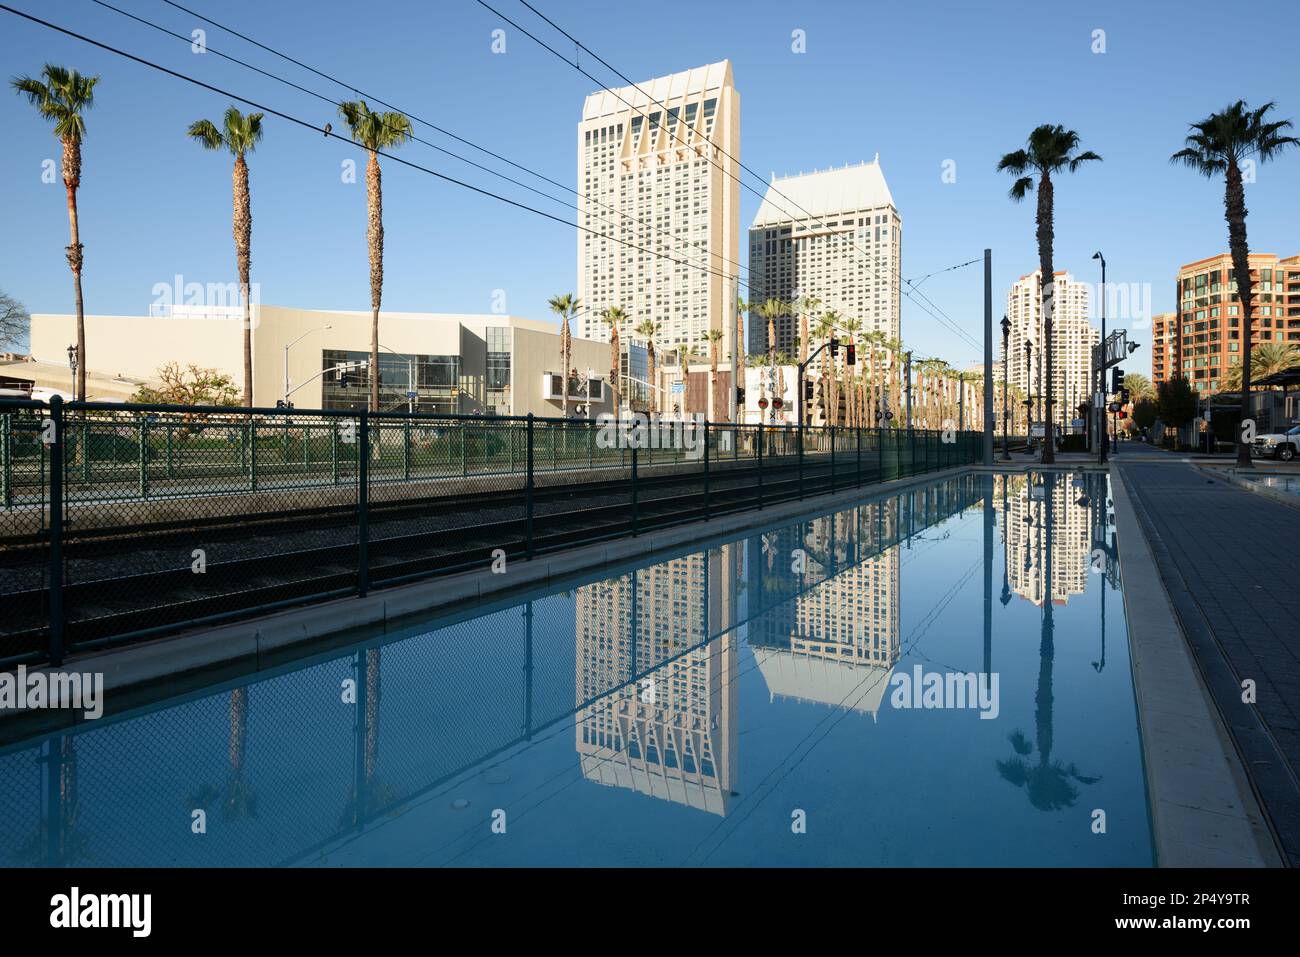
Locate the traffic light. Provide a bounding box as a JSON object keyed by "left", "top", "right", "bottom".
{"left": 736, "top": 386, "right": 746, "bottom": 405}
{"left": 845, "top": 343, "right": 856, "bottom": 366}
{"left": 829, "top": 338, "right": 839, "bottom": 358}
{"left": 804, "top": 379, "right": 814, "bottom": 402}
{"left": 1110, "top": 367, "right": 1123, "bottom": 393}
{"left": 1120, "top": 388, "right": 1131, "bottom": 404}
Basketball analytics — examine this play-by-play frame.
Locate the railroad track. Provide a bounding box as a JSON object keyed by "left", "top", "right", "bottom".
{"left": 0, "top": 446, "right": 968, "bottom": 663}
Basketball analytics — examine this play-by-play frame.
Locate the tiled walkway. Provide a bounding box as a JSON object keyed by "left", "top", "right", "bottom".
{"left": 1122, "top": 461, "right": 1300, "bottom": 865}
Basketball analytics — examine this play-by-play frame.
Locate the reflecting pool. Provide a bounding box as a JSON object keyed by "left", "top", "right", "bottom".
{"left": 0, "top": 471, "right": 1153, "bottom": 867}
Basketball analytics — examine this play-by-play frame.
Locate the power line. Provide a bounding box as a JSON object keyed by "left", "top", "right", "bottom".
{"left": 86, "top": 0, "right": 748, "bottom": 290}
{"left": 7, "top": 2, "right": 948, "bottom": 370}
{"left": 485, "top": 0, "right": 982, "bottom": 351}
{"left": 2, "top": 3, "right": 779, "bottom": 321}
{"left": 160, "top": 0, "right": 963, "bottom": 358}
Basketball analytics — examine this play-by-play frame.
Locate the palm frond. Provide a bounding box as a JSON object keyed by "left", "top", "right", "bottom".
{"left": 187, "top": 118, "right": 225, "bottom": 150}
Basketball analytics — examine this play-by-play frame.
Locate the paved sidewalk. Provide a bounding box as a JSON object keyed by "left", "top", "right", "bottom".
{"left": 1121, "top": 460, "right": 1300, "bottom": 865}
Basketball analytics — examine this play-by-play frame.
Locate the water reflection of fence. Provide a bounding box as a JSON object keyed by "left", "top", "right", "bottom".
{"left": 0, "top": 474, "right": 984, "bottom": 867}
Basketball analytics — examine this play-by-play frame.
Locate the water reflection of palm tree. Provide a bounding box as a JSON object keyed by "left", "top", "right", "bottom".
{"left": 222, "top": 687, "right": 256, "bottom": 818}
{"left": 998, "top": 474, "right": 1100, "bottom": 809}
{"left": 22, "top": 735, "right": 87, "bottom": 864}
{"left": 341, "top": 647, "right": 396, "bottom": 825}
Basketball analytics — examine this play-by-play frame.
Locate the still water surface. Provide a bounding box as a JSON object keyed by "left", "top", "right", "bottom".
{"left": 0, "top": 471, "right": 1152, "bottom": 867}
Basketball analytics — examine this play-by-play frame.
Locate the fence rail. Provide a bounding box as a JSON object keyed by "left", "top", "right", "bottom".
{"left": 0, "top": 397, "right": 982, "bottom": 667}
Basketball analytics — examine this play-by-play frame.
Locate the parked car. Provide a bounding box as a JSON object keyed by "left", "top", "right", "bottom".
{"left": 1252, "top": 423, "right": 1300, "bottom": 461}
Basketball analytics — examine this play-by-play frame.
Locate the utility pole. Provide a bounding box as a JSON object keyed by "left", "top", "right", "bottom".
{"left": 1093, "top": 251, "right": 1107, "bottom": 465}
{"left": 904, "top": 351, "right": 913, "bottom": 432}
{"left": 983, "top": 248, "right": 994, "bottom": 465}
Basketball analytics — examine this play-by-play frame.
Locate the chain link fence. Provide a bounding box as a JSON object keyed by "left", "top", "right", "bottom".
{"left": 1, "top": 398, "right": 982, "bottom": 668}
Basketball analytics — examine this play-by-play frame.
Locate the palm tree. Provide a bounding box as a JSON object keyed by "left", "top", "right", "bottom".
{"left": 337, "top": 100, "right": 413, "bottom": 411}
{"left": 1122, "top": 371, "right": 1156, "bottom": 402}
{"left": 187, "top": 107, "right": 264, "bottom": 407}
{"left": 734, "top": 297, "right": 748, "bottom": 421}
{"left": 814, "top": 312, "right": 838, "bottom": 425}
{"left": 1172, "top": 101, "right": 1298, "bottom": 463}
{"left": 601, "top": 305, "right": 627, "bottom": 418}
{"left": 702, "top": 328, "right": 724, "bottom": 420}
{"left": 840, "top": 316, "right": 862, "bottom": 427}
{"left": 635, "top": 319, "right": 661, "bottom": 414}
{"left": 547, "top": 294, "right": 580, "bottom": 416}
{"left": 773, "top": 351, "right": 793, "bottom": 417}
{"left": 796, "top": 295, "right": 822, "bottom": 369}
{"left": 1221, "top": 341, "right": 1300, "bottom": 391}
{"left": 998, "top": 125, "right": 1102, "bottom": 463}
{"left": 12, "top": 65, "right": 100, "bottom": 401}
{"left": 960, "top": 370, "right": 984, "bottom": 431}
{"left": 755, "top": 298, "right": 787, "bottom": 366}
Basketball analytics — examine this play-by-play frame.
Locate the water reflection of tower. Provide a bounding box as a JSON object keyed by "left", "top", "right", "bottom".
{"left": 997, "top": 473, "right": 1091, "bottom": 606}
{"left": 750, "top": 502, "right": 902, "bottom": 718}
{"left": 574, "top": 545, "right": 740, "bottom": 815}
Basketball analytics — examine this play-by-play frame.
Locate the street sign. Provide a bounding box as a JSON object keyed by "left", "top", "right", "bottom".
{"left": 406, "top": 391, "right": 417, "bottom": 399}
{"left": 671, "top": 381, "right": 685, "bottom": 395}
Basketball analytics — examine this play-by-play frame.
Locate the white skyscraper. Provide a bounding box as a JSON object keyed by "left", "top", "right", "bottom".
{"left": 576, "top": 62, "right": 741, "bottom": 362}
{"left": 1005, "top": 269, "right": 1098, "bottom": 424}
{"left": 747, "top": 159, "right": 901, "bottom": 357}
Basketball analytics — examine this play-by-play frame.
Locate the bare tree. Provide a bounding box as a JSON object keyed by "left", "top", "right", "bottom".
{"left": 0, "top": 290, "right": 30, "bottom": 352}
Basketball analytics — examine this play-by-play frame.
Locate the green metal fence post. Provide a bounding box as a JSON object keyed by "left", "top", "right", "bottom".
{"left": 357, "top": 411, "right": 369, "bottom": 597}
{"left": 798, "top": 425, "right": 805, "bottom": 500}
{"left": 403, "top": 418, "right": 411, "bottom": 481}
{"left": 857, "top": 425, "right": 862, "bottom": 488}
{"left": 525, "top": 414, "right": 535, "bottom": 558}
{"left": 703, "top": 419, "right": 711, "bottom": 521}
{"left": 830, "top": 424, "right": 836, "bottom": 495}
{"left": 630, "top": 442, "right": 639, "bottom": 536}
{"left": 81, "top": 421, "right": 90, "bottom": 482}
{"left": 165, "top": 423, "right": 174, "bottom": 479}
{"left": 48, "top": 395, "right": 65, "bottom": 666}
{"left": 1, "top": 414, "right": 9, "bottom": 509}
{"left": 756, "top": 426, "right": 764, "bottom": 510}
{"left": 249, "top": 420, "right": 258, "bottom": 492}
{"left": 460, "top": 422, "right": 467, "bottom": 477}
{"left": 138, "top": 419, "right": 148, "bottom": 500}
{"left": 331, "top": 421, "right": 340, "bottom": 485}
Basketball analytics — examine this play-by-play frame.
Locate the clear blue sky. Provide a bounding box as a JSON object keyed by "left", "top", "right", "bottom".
{"left": 3, "top": 0, "right": 1298, "bottom": 369}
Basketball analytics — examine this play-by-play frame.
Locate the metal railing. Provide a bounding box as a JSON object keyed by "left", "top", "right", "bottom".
{"left": 0, "top": 397, "right": 982, "bottom": 667}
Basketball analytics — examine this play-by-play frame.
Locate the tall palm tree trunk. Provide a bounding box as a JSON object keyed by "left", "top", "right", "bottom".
{"left": 734, "top": 310, "right": 745, "bottom": 422}
{"left": 1037, "top": 171, "right": 1056, "bottom": 463}
{"left": 610, "top": 325, "right": 620, "bottom": 420}
{"left": 366, "top": 150, "right": 384, "bottom": 412}
{"left": 233, "top": 152, "right": 253, "bottom": 407}
{"left": 646, "top": 342, "right": 657, "bottom": 416}
{"left": 63, "top": 138, "right": 86, "bottom": 401}
{"left": 1225, "top": 162, "right": 1255, "bottom": 465}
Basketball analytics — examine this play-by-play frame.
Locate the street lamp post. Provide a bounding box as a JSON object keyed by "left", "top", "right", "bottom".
{"left": 378, "top": 344, "right": 417, "bottom": 413}
{"left": 1000, "top": 315, "right": 1011, "bottom": 460}
{"left": 1024, "top": 339, "right": 1033, "bottom": 451}
{"left": 1093, "top": 251, "right": 1107, "bottom": 464}
{"left": 283, "top": 324, "right": 332, "bottom": 405}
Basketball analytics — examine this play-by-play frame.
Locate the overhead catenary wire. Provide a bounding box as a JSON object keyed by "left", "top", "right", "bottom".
{"left": 6, "top": 2, "right": 951, "bottom": 368}
{"left": 482, "top": 0, "right": 982, "bottom": 352}
{"left": 85, "top": 0, "right": 750, "bottom": 292}
{"left": 2, "top": 3, "right": 782, "bottom": 321}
